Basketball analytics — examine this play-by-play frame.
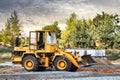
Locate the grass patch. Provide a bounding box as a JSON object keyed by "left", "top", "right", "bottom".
{"left": 0, "top": 48, "right": 12, "bottom": 62}
{"left": 0, "top": 48, "right": 12, "bottom": 54}
{"left": 0, "top": 66, "right": 9, "bottom": 68}
{"left": 0, "top": 54, "right": 11, "bottom": 62}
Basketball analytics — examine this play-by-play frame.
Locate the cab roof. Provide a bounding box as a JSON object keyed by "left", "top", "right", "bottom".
{"left": 32, "top": 30, "right": 55, "bottom": 32}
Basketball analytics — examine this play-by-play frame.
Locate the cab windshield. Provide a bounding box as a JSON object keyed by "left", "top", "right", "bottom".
{"left": 46, "top": 32, "right": 57, "bottom": 44}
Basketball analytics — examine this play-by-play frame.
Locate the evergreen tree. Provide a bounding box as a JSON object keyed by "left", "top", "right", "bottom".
{"left": 93, "top": 12, "right": 119, "bottom": 49}
{"left": 0, "top": 10, "right": 21, "bottom": 47}
{"left": 61, "top": 12, "right": 120, "bottom": 49}
{"left": 61, "top": 13, "right": 77, "bottom": 48}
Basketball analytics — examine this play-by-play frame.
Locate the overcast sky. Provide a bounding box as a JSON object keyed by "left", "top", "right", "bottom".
{"left": 0, "top": 0, "right": 120, "bottom": 36}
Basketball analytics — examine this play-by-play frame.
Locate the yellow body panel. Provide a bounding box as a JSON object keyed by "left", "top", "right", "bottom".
{"left": 56, "top": 49, "right": 82, "bottom": 68}
{"left": 45, "top": 44, "right": 56, "bottom": 52}
{"left": 14, "top": 47, "right": 29, "bottom": 51}
{"left": 44, "top": 57, "right": 49, "bottom": 67}
{"left": 12, "top": 57, "right": 22, "bottom": 62}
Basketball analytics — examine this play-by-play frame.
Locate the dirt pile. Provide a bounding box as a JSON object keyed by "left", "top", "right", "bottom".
{"left": 77, "top": 58, "right": 120, "bottom": 74}
{"left": 0, "top": 66, "right": 26, "bottom": 74}
{"left": 111, "top": 59, "right": 120, "bottom": 65}
{"left": 93, "top": 58, "right": 112, "bottom": 65}
{"left": 77, "top": 68, "right": 120, "bottom": 73}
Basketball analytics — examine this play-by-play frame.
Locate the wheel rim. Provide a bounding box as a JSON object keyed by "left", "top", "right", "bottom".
{"left": 57, "top": 60, "right": 67, "bottom": 70}
{"left": 24, "top": 59, "right": 34, "bottom": 70}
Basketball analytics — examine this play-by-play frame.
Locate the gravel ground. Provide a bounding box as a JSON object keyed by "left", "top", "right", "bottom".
{"left": 0, "top": 61, "right": 120, "bottom": 80}
{"left": 0, "top": 71, "right": 120, "bottom": 80}
{"left": 0, "top": 64, "right": 120, "bottom": 74}
{"left": 67, "top": 76, "right": 120, "bottom": 80}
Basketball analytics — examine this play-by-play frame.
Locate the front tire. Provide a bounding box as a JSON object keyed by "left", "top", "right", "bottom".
{"left": 22, "top": 55, "right": 39, "bottom": 71}
{"left": 54, "top": 56, "right": 71, "bottom": 71}
{"left": 69, "top": 64, "right": 78, "bottom": 71}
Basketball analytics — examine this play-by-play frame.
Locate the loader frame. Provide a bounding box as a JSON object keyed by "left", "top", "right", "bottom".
{"left": 11, "top": 30, "right": 94, "bottom": 71}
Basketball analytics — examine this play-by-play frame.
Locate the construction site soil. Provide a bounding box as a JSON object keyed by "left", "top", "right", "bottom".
{"left": 0, "top": 58, "right": 120, "bottom": 74}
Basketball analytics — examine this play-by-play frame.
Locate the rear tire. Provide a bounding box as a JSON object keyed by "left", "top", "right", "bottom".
{"left": 22, "top": 55, "right": 39, "bottom": 71}
{"left": 54, "top": 56, "right": 71, "bottom": 71}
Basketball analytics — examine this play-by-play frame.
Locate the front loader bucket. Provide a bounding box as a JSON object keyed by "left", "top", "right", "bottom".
{"left": 79, "top": 55, "right": 96, "bottom": 67}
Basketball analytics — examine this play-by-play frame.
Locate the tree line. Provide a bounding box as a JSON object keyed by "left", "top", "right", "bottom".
{"left": 60, "top": 12, "right": 120, "bottom": 49}
{"left": 0, "top": 11, "right": 120, "bottom": 49}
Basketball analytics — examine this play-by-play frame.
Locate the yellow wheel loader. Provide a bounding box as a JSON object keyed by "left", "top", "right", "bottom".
{"left": 11, "top": 30, "right": 95, "bottom": 71}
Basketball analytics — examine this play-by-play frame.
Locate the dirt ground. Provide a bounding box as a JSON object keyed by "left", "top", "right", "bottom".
{"left": 77, "top": 67, "right": 120, "bottom": 74}
{"left": 1, "top": 65, "right": 120, "bottom": 74}
{"left": 0, "top": 58, "right": 120, "bottom": 74}
{"left": 111, "top": 59, "right": 120, "bottom": 65}
{"left": 0, "top": 66, "right": 26, "bottom": 74}
{"left": 77, "top": 58, "right": 120, "bottom": 74}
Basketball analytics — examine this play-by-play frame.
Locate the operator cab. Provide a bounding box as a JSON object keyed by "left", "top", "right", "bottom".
{"left": 29, "top": 30, "right": 57, "bottom": 52}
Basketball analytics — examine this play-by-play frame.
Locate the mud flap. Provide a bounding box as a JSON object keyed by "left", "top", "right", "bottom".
{"left": 79, "top": 55, "right": 97, "bottom": 67}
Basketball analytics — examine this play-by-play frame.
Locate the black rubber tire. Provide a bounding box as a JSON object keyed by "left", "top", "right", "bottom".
{"left": 22, "top": 55, "right": 39, "bottom": 71}
{"left": 54, "top": 56, "right": 71, "bottom": 71}
{"left": 69, "top": 64, "right": 78, "bottom": 72}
